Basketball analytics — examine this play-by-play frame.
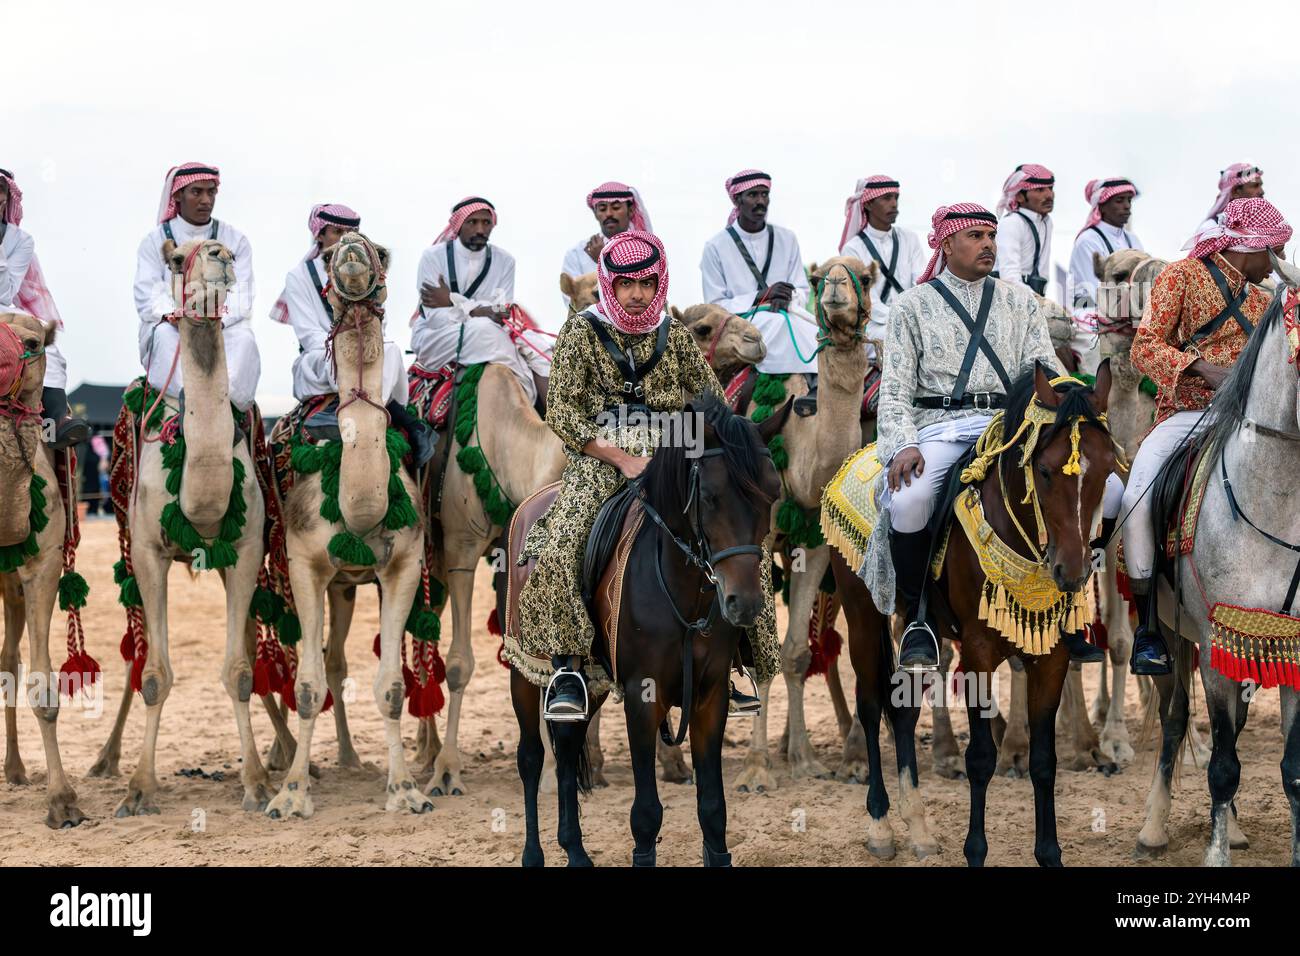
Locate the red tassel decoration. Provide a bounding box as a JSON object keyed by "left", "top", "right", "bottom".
{"left": 120, "top": 631, "right": 134, "bottom": 663}
{"left": 486, "top": 608, "right": 501, "bottom": 637}
{"left": 372, "top": 632, "right": 381, "bottom": 659}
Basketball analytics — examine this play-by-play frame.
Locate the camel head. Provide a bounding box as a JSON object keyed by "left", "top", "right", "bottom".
{"left": 560, "top": 272, "right": 599, "bottom": 314}
{"left": 671, "top": 304, "right": 766, "bottom": 374}
{"left": 809, "top": 256, "right": 877, "bottom": 346}
{"left": 163, "top": 238, "right": 235, "bottom": 320}
{"left": 1032, "top": 291, "right": 1075, "bottom": 356}
{"left": 0, "top": 311, "right": 56, "bottom": 546}
{"left": 324, "top": 231, "right": 389, "bottom": 315}
{"left": 1093, "top": 249, "right": 1168, "bottom": 324}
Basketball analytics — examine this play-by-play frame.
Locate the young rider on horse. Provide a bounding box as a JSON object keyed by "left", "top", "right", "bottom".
{"left": 877, "top": 203, "right": 1125, "bottom": 671}
{"left": 510, "top": 230, "right": 780, "bottom": 719}
{"left": 1123, "top": 197, "right": 1292, "bottom": 674}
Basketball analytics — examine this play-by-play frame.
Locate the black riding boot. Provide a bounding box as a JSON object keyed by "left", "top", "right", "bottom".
{"left": 386, "top": 400, "right": 437, "bottom": 468}
{"left": 793, "top": 372, "right": 818, "bottom": 417}
{"left": 1062, "top": 629, "right": 1106, "bottom": 663}
{"left": 892, "top": 529, "right": 938, "bottom": 672}
{"left": 544, "top": 654, "right": 588, "bottom": 721}
{"left": 1128, "top": 578, "right": 1172, "bottom": 676}
{"left": 727, "top": 640, "right": 761, "bottom": 718}
{"left": 40, "top": 387, "right": 91, "bottom": 450}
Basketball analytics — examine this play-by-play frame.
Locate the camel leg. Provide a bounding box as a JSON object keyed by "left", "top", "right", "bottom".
{"left": 586, "top": 705, "right": 608, "bottom": 788}
{"left": 781, "top": 545, "right": 831, "bottom": 780}
{"left": 734, "top": 678, "right": 776, "bottom": 792}
{"left": 426, "top": 558, "right": 476, "bottom": 797}
{"left": 1061, "top": 664, "right": 1114, "bottom": 773}
{"left": 1097, "top": 554, "right": 1136, "bottom": 764}
{"left": 1186, "top": 694, "right": 1214, "bottom": 767}
{"left": 218, "top": 517, "right": 273, "bottom": 812}
{"left": 266, "top": 557, "right": 329, "bottom": 820}
{"left": 115, "top": 540, "right": 170, "bottom": 818}
{"left": 376, "top": 552, "right": 433, "bottom": 814}
{"left": 21, "top": 557, "right": 86, "bottom": 828}
{"left": 995, "top": 661, "right": 1030, "bottom": 778}
{"left": 930, "top": 637, "right": 965, "bottom": 779}
{"left": 325, "top": 585, "right": 363, "bottom": 769}
{"left": 86, "top": 660, "right": 133, "bottom": 778}
{"left": 2, "top": 579, "right": 28, "bottom": 785}
{"left": 415, "top": 716, "right": 441, "bottom": 773}
{"left": 657, "top": 731, "right": 692, "bottom": 784}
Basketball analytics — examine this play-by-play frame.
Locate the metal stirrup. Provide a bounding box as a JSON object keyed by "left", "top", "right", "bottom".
{"left": 898, "top": 621, "right": 940, "bottom": 673}
{"left": 542, "top": 667, "right": 589, "bottom": 722}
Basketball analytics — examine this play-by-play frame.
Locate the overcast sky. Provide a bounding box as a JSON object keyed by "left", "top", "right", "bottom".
{"left": 9, "top": 0, "right": 1299, "bottom": 405}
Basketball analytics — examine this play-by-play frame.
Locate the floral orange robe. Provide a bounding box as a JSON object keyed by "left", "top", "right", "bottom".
{"left": 1131, "top": 253, "right": 1271, "bottom": 424}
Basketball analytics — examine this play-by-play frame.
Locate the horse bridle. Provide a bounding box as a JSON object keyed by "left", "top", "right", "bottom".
{"left": 630, "top": 443, "right": 774, "bottom": 747}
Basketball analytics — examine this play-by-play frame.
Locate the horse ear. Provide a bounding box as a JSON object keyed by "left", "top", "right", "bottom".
{"left": 1092, "top": 251, "right": 1106, "bottom": 281}
{"left": 162, "top": 239, "right": 183, "bottom": 274}
{"left": 1033, "top": 361, "right": 1058, "bottom": 407}
{"left": 757, "top": 398, "right": 793, "bottom": 444}
{"left": 1092, "top": 358, "right": 1112, "bottom": 412}
{"left": 559, "top": 273, "right": 574, "bottom": 296}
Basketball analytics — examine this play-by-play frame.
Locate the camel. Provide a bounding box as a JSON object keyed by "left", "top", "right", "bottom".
{"left": 264, "top": 233, "right": 432, "bottom": 818}
{"left": 735, "top": 255, "right": 878, "bottom": 791}
{"left": 0, "top": 311, "right": 87, "bottom": 828}
{"left": 418, "top": 281, "right": 770, "bottom": 796}
{"left": 105, "top": 238, "right": 274, "bottom": 817}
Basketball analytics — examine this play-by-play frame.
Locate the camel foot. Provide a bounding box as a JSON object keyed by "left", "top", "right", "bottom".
{"left": 336, "top": 748, "right": 363, "bottom": 771}
{"left": 1100, "top": 734, "right": 1135, "bottom": 766}
{"left": 590, "top": 766, "right": 610, "bottom": 788}
{"left": 86, "top": 749, "right": 120, "bottom": 778}
{"left": 834, "top": 754, "right": 869, "bottom": 784}
{"left": 241, "top": 781, "right": 273, "bottom": 813}
{"left": 786, "top": 740, "right": 831, "bottom": 781}
{"left": 996, "top": 745, "right": 1029, "bottom": 778}
{"left": 266, "top": 783, "right": 314, "bottom": 820}
{"left": 932, "top": 752, "right": 966, "bottom": 780}
{"left": 387, "top": 779, "right": 435, "bottom": 814}
{"left": 425, "top": 749, "right": 466, "bottom": 796}
{"left": 45, "top": 792, "right": 87, "bottom": 829}
{"left": 659, "top": 745, "right": 692, "bottom": 785}
{"left": 114, "top": 786, "right": 160, "bottom": 818}
{"left": 1133, "top": 839, "right": 1167, "bottom": 860}
{"left": 5, "top": 761, "right": 29, "bottom": 786}
{"left": 734, "top": 751, "right": 777, "bottom": 793}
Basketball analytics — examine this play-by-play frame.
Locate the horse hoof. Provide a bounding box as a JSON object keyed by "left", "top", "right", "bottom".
{"left": 1133, "top": 841, "right": 1167, "bottom": 860}
{"left": 1097, "top": 762, "right": 1121, "bottom": 778}
{"left": 522, "top": 847, "right": 545, "bottom": 868}
{"left": 867, "top": 840, "right": 896, "bottom": 861}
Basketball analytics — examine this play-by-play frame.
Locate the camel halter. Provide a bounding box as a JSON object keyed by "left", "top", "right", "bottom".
{"left": 702, "top": 312, "right": 734, "bottom": 366}
{"left": 325, "top": 237, "right": 391, "bottom": 423}
{"left": 958, "top": 375, "right": 1128, "bottom": 558}
{"left": 0, "top": 324, "right": 45, "bottom": 469}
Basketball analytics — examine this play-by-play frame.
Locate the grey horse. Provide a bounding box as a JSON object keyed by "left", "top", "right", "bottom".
{"left": 1137, "top": 253, "right": 1300, "bottom": 866}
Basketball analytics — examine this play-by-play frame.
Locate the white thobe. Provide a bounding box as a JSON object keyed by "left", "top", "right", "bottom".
{"left": 279, "top": 255, "right": 407, "bottom": 406}
{"left": 1068, "top": 221, "right": 1144, "bottom": 373}
{"left": 701, "top": 221, "right": 819, "bottom": 374}
{"left": 840, "top": 223, "right": 927, "bottom": 345}
{"left": 411, "top": 240, "right": 549, "bottom": 405}
{"left": 133, "top": 216, "right": 260, "bottom": 410}
{"left": 0, "top": 223, "right": 65, "bottom": 389}
{"left": 995, "top": 209, "right": 1053, "bottom": 291}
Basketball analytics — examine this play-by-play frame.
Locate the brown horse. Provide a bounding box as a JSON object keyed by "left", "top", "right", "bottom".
{"left": 831, "top": 362, "right": 1117, "bottom": 865}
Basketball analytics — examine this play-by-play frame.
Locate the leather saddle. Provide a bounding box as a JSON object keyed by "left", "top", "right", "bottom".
{"left": 505, "top": 481, "right": 645, "bottom": 685}
{"left": 1148, "top": 431, "right": 1213, "bottom": 578}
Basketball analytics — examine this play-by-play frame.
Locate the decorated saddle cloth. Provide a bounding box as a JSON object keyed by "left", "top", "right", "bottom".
{"left": 1144, "top": 438, "right": 1300, "bottom": 690}
{"left": 821, "top": 427, "right": 1095, "bottom": 658}
{"left": 408, "top": 362, "right": 456, "bottom": 430}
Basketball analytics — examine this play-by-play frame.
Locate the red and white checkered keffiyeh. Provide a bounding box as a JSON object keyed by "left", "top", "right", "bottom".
{"left": 595, "top": 230, "right": 669, "bottom": 335}
{"left": 1077, "top": 177, "right": 1137, "bottom": 237}
{"left": 270, "top": 202, "right": 363, "bottom": 324}
{"left": 1205, "top": 162, "right": 1263, "bottom": 222}
{"left": 725, "top": 169, "right": 772, "bottom": 226}
{"left": 0, "top": 168, "right": 63, "bottom": 328}
{"left": 435, "top": 196, "right": 496, "bottom": 244}
{"left": 586, "top": 181, "right": 652, "bottom": 233}
{"left": 997, "top": 164, "right": 1055, "bottom": 216}
{"left": 1185, "top": 198, "right": 1291, "bottom": 261}
{"left": 156, "top": 161, "right": 221, "bottom": 224}
{"left": 917, "top": 203, "right": 999, "bottom": 284}
{"left": 838, "top": 174, "right": 900, "bottom": 251}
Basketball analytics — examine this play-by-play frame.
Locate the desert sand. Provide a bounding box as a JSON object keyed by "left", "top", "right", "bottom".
{"left": 0, "top": 518, "right": 1292, "bottom": 867}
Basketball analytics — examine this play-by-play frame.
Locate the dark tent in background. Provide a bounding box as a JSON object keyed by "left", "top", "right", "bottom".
{"left": 67, "top": 382, "right": 127, "bottom": 435}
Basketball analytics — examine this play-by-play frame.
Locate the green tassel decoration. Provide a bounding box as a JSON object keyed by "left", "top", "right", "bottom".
{"left": 58, "top": 571, "right": 90, "bottom": 611}
{"left": 277, "top": 612, "right": 302, "bottom": 646}
{"left": 328, "top": 531, "right": 376, "bottom": 567}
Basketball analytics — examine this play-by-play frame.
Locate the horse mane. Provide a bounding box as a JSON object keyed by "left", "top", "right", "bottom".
{"left": 639, "top": 391, "right": 766, "bottom": 519}
{"left": 999, "top": 366, "right": 1105, "bottom": 480}
{"left": 1198, "top": 285, "right": 1288, "bottom": 462}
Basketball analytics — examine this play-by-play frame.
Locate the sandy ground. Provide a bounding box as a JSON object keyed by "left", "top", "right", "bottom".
{"left": 0, "top": 517, "right": 1293, "bottom": 867}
